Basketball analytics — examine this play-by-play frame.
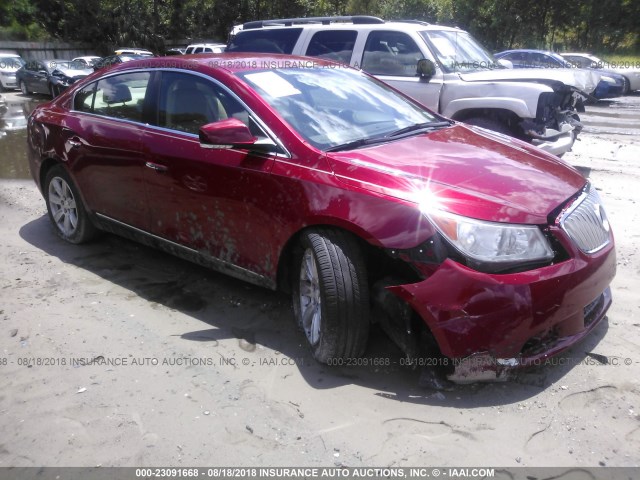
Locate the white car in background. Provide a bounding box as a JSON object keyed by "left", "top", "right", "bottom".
{"left": 184, "top": 43, "right": 226, "bottom": 54}
{"left": 562, "top": 52, "right": 640, "bottom": 94}
{"left": 0, "top": 53, "right": 26, "bottom": 91}
{"left": 72, "top": 56, "right": 102, "bottom": 68}
{"left": 115, "top": 48, "right": 154, "bottom": 57}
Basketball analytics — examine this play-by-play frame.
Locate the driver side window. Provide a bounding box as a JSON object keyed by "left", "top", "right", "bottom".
{"left": 154, "top": 71, "right": 257, "bottom": 136}
{"left": 362, "top": 31, "right": 423, "bottom": 77}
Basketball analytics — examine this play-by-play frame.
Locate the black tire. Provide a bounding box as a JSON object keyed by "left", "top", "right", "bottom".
{"left": 19, "top": 81, "right": 30, "bottom": 95}
{"left": 464, "top": 116, "right": 512, "bottom": 136}
{"left": 44, "top": 165, "right": 97, "bottom": 244}
{"left": 49, "top": 83, "right": 59, "bottom": 98}
{"left": 621, "top": 76, "right": 630, "bottom": 96}
{"left": 292, "top": 228, "right": 370, "bottom": 363}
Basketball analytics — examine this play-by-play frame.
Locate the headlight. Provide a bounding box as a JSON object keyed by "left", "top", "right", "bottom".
{"left": 428, "top": 211, "right": 554, "bottom": 265}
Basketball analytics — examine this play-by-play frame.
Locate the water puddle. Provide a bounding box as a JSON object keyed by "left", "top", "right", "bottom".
{"left": 0, "top": 93, "right": 47, "bottom": 179}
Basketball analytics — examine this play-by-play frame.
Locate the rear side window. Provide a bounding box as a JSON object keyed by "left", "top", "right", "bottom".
{"left": 500, "top": 52, "right": 526, "bottom": 67}
{"left": 305, "top": 30, "right": 357, "bottom": 64}
{"left": 361, "top": 31, "right": 423, "bottom": 77}
{"left": 227, "top": 29, "right": 303, "bottom": 54}
{"left": 73, "top": 71, "right": 151, "bottom": 123}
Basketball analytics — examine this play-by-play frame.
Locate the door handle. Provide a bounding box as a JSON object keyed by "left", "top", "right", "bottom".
{"left": 145, "top": 162, "right": 168, "bottom": 173}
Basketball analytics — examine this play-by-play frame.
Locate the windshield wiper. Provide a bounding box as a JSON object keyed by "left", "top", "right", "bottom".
{"left": 326, "top": 121, "right": 453, "bottom": 152}
{"left": 325, "top": 136, "right": 393, "bottom": 152}
{"left": 386, "top": 121, "right": 452, "bottom": 138}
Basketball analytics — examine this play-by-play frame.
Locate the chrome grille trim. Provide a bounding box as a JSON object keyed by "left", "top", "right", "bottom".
{"left": 559, "top": 184, "right": 611, "bottom": 254}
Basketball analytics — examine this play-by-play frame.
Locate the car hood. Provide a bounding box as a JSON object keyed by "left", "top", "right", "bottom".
{"left": 56, "top": 67, "right": 93, "bottom": 77}
{"left": 459, "top": 68, "right": 600, "bottom": 94}
{"left": 327, "top": 124, "right": 586, "bottom": 225}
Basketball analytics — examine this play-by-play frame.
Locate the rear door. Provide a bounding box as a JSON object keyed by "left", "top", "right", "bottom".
{"left": 62, "top": 70, "right": 153, "bottom": 228}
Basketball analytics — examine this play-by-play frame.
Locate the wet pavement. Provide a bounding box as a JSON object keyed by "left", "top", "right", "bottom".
{"left": 0, "top": 91, "right": 47, "bottom": 179}
{"left": 0, "top": 90, "right": 639, "bottom": 180}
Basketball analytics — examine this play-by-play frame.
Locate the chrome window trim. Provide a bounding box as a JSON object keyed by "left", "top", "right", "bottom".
{"left": 71, "top": 67, "right": 291, "bottom": 159}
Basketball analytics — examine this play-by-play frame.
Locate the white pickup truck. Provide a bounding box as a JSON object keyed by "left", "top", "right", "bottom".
{"left": 227, "top": 16, "right": 603, "bottom": 156}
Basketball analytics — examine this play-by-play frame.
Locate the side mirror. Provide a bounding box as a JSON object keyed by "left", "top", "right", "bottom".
{"left": 199, "top": 118, "right": 277, "bottom": 153}
{"left": 417, "top": 59, "right": 436, "bottom": 80}
{"left": 497, "top": 58, "right": 513, "bottom": 69}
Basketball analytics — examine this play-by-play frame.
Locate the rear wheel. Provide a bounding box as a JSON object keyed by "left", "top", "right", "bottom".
{"left": 292, "top": 228, "right": 370, "bottom": 363}
{"left": 44, "top": 165, "right": 97, "bottom": 244}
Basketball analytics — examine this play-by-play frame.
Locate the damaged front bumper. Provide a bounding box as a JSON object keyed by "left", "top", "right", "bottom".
{"left": 386, "top": 238, "right": 616, "bottom": 384}
{"left": 529, "top": 125, "right": 577, "bottom": 157}
{"left": 447, "top": 287, "right": 611, "bottom": 383}
{"left": 525, "top": 88, "right": 586, "bottom": 156}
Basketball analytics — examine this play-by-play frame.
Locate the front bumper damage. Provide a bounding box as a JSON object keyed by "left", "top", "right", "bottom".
{"left": 446, "top": 287, "right": 611, "bottom": 383}
{"left": 530, "top": 128, "right": 576, "bottom": 157}
{"left": 524, "top": 87, "right": 587, "bottom": 156}
{"left": 384, "top": 239, "right": 616, "bottom": 383}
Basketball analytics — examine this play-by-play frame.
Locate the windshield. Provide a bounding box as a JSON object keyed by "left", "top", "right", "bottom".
{"left": 419, "top": 30, "right": 501, "bottom": 73}
{"left": 237, "top": 67, "right": 440, "bottom": 151}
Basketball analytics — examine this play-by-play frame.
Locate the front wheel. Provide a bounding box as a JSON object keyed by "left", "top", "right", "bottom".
{"left": 19, "top": 81, "right": 30, "bottom": 95}
{"left": 292, "top": 228, "right": 370, "bottom": 363}
{"left": 621, "top": 76, "right": 630, "bottom": 96}
{"left": 44, "top": 165, "right": 97, "bottom": 244}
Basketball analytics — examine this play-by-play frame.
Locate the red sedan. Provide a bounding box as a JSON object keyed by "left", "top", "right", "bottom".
{"left": 27, "top": 54, "right": 615, "bottom": 383}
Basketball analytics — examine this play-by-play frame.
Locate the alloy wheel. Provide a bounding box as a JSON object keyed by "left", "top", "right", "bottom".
{"left": 48, "top": 176, "right": 78, "bottom": 236}
{"left": 299, "top": 248, "right": 322, "bottom": 346}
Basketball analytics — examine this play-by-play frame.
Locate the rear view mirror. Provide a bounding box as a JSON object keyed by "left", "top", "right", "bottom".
{"left": 417, "top": 59, "right": 436, "bottom": 79}
{"left": 497, "top": 59, "right": 513, "bottom": 69}
{"left": 199, "top": 118, "right": 277, "bottom": 153}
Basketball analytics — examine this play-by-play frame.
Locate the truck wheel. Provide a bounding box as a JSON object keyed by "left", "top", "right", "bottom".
{"left": 465, "top": 117, "right": 512, "bottom": 136}
{"left": 292, "top": 228, "right": 370, "bottom": 363}
{"left": 44, "top": 165, "right": 98, "bottom": 244}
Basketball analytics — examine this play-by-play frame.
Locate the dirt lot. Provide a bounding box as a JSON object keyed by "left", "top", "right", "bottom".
{"left": 0, "top": 91, "right": 639, "bottom": 468}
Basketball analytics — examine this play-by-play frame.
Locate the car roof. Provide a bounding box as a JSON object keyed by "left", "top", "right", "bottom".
{"left": 104, "top": 52, "right": 351, "bottom": 74}
{"left": 115, "top": 48, "right": 153, "bottom": 54}
{"left": 238, "top": 20, "right": 464, "bottom": 34}
{"left": 499, "top": 49, "right": 557, "bottom": 54}
{"left": 187, "top": 43, "right": 226, "bottom": 47}
{"left": 562, "top": 52, "right": 597, "bottom": 57}
{"left": 0, "top": 52, "right": 21, "bottom": 57}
